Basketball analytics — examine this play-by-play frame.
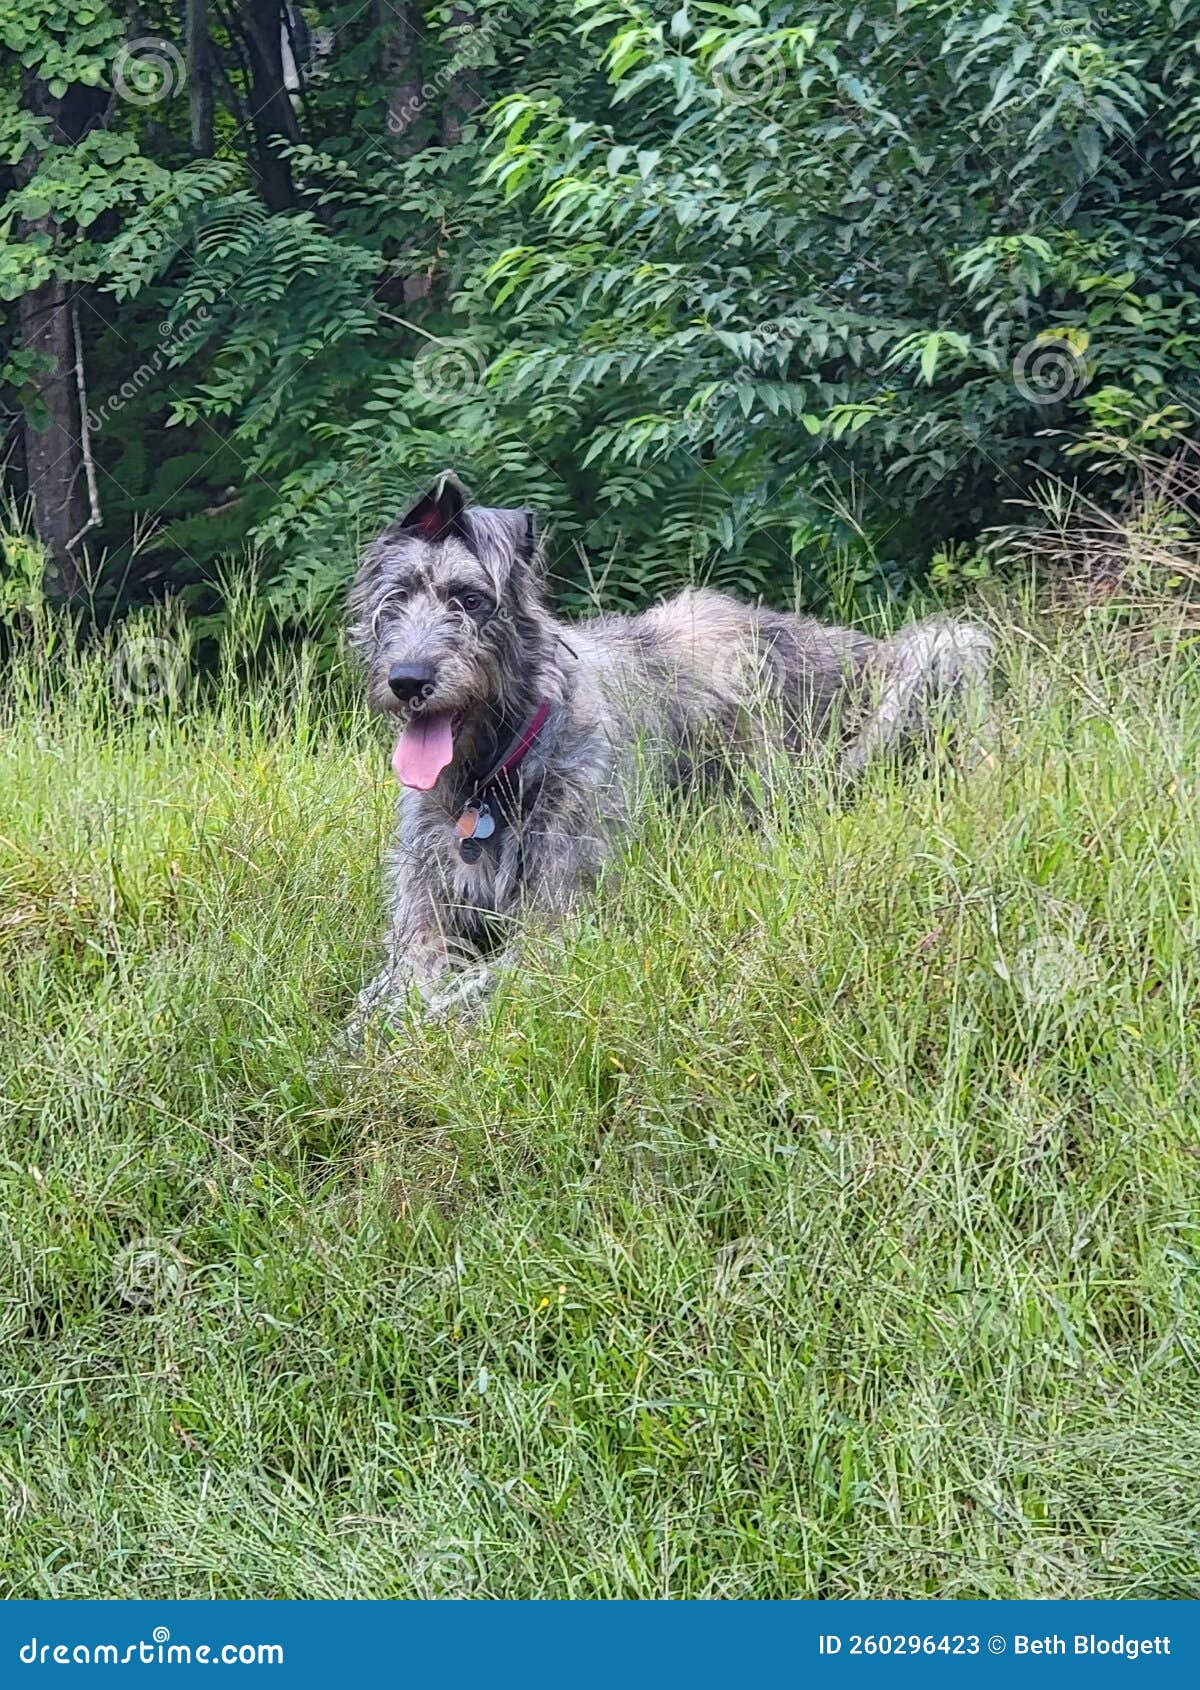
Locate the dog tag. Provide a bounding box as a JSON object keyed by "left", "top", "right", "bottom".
{"left": 456, "top": 801, "right": 495, "bottom": 861}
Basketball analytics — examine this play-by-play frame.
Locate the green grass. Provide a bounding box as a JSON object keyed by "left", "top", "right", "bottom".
{"left": 1, "top": 604, "right": 1198, "bottom": 1598}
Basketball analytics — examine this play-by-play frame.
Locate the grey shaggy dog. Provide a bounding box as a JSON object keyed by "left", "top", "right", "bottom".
{"left": 349, "top": 475, "right": 991, "bottom": 1026}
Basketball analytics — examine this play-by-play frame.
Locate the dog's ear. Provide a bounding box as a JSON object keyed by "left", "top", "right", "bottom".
{"left": 460, "top": 505, "right": 538, "bottom": 579}
{"left": 398, "top": 473, "right": 468, "bottom": 543}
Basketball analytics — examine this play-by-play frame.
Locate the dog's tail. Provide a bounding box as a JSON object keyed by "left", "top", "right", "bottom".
{"left": 842, "top": 616, "right": 993, "bottom": 775}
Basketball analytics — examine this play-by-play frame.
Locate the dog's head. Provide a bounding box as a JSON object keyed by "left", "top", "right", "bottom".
{"left": 349, "top": 474, "right": 549, "bottom": 790}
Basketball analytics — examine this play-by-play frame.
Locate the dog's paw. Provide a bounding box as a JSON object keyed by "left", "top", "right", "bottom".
{"left": 420, "top": 965, "right": 495, "bottom": 1022}
{"left": 339, "top": 974, "right": 415, "bottom": 1052}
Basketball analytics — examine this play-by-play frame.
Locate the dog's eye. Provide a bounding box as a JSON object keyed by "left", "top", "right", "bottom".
{"left": 456, "top": 592, "right": 483, "bottom": 614}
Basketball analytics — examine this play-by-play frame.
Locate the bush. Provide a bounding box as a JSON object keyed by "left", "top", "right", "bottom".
{"left": 5, "top": 3, "right": 1200, "bottom": 626}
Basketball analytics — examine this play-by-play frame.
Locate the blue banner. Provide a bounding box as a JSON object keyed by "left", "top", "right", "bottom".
{"left": 1, "top": 1602, "right": 1196, "bottom": 1685}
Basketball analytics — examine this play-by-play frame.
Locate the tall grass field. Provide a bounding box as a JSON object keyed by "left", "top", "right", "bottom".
{"left": 1, "top": 606, "right": 1198, "bottom": 1598}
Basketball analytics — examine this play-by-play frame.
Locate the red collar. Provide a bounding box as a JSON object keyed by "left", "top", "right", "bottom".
{"left": 480, "top": 697, "right": 551, "bottom": 793}
{"left": 455, "top": 699, "right": 551, "bottom": 856}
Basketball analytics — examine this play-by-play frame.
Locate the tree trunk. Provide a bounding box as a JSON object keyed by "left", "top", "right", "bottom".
{"left": 187, "top": 0, "right": 215, "bottom": 156}
{"left": 382, "top": 1, "right": 425, "bottom": 156}
{"left": 17, "top": 280, "right": 89, "bottom": 601}
{"left": 14, "top": 73, "right": 104, "bottom": 601}
{"left": 441, "top": 6, "right": 484, "bottom": 148}
{"left": 239, "top": 0, "right": 300, "bottom": 211}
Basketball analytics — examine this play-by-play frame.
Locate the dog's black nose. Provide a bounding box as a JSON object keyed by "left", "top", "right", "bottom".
{"left": 388, "top": 661, "right": 437, "bottom": 704}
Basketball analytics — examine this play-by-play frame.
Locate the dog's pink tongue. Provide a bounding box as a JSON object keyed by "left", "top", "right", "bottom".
{"left": 392, "top": 711, "right": 455, "bottom": 790}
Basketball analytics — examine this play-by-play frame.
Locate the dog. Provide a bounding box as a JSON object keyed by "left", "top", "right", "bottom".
{"left": 348, "top": 474, "right": 991, "bottom": 1024}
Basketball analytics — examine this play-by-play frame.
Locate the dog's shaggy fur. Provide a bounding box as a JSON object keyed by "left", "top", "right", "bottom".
{"left": 349, "top": 476, "right": 991, "bottom": 1022}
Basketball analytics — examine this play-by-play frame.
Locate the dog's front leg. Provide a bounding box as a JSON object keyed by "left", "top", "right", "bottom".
{"left": 357, "top": 922, "right": 452, "bottom": 1012}
{"left": 344, "top": 923, "right": 445, "bottom": 1045}
{"left": 348, "top": 846, "right": 463, "bottom": 1039}
{"left": 419, "top": 822, "right": 603, "bottom": 1022}
{"left": 418, "top": 955, "right": 506, "bottom": 1021}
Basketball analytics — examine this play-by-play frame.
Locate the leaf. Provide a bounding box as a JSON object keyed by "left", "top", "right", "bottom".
{"left": 920, "top": 335, "right": 940, "bottom": 385}
{"left": 976, "top": 12, "right": 1012, "bottom": 42}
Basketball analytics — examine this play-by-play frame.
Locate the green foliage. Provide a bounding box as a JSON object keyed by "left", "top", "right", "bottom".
{"left": 3, "top": 1, "right": 1200, "bottom": 624}
{"left": 463, "top": 0, "right": 1200, "bottom": 609}
{"left": 0, "top": 522, "right": 46, "bottom": 625}
{"left": 0, "top": 2, "right": 122, "bottom": 99}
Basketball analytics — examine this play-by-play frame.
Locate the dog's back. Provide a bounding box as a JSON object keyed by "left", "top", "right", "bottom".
{"left": 562, "top": 586, "right": 990, "bottom": 773}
